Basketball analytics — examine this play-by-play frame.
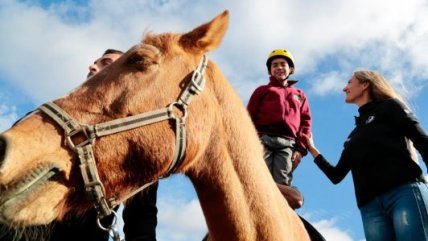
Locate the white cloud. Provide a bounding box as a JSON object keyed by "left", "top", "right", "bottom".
{"left": 157, "top": 198, "right": 207, "bottom": 241}
{"left": 300, "top": 209, "right": 364, "bottom": 241}
{"left": 0, "top": 103, "right": 18, "bottom": 132}
{"left": 1, "top": 0, "right": 428, "bottom": 103}
{"left": 308, "top": 71, "right": 347, "bottom": 96}
{"left": 313, "top": 218, "right": 356, "bottom": 241}
{"left": 110, "top": 176, "right": 207, "bottom": 241}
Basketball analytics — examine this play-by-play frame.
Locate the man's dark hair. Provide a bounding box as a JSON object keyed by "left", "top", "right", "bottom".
{"left": 103, "top": 49, "right": 124, "bottom": 55}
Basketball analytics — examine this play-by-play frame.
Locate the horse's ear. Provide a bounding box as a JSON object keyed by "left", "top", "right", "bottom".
{"left": 179, "top": 10, "right": 229, "bottom": 54}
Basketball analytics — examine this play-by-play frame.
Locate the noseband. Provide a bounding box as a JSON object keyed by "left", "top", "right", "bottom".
{"left": 38, "top": 55, "right": 207, "bottom": 219}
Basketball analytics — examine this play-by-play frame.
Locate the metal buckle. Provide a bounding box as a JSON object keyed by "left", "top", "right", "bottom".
{"left": 65, "top": 124, "right": 96, "bottom": 151}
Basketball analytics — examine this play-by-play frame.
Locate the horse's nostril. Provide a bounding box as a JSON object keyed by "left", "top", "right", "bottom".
{"left": 0, "top": 135, "right": 6, "bottom": 168}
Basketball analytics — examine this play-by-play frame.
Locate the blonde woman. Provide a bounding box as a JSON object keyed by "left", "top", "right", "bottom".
{"left": 306, "top": 70, "right": 428, "bottom": 241}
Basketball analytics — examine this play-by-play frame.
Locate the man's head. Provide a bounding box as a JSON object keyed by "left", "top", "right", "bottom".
{"left": 87, "top": 49, "right": 124, "bottom": 78}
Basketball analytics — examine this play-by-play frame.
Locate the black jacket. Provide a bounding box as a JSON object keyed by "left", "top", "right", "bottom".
{"left": 314, "top": 98, "right": 428, "bottom": 207}
{"left": 123, "top": 182, "right": 158, "bottom": 241}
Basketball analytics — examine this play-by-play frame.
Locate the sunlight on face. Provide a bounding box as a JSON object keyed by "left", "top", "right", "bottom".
{"left": 87, "top": 53, "right": 122, "bottom": 78}
{"left": 342, "top": 75, "right": 366, "bottom": 104}
{"left": 270, "top": 58, "right": 292, "bottom": 85}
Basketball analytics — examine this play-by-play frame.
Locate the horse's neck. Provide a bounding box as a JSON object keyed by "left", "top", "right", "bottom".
{"left": 188, "top": 84, "right": 309, "bottom": 241}
{"left": 190, "top": 136, "right": 308, "bottom": 241}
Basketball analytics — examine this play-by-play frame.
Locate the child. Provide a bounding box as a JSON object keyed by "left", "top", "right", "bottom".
{"left": 247, "top": 49, "right": 311, "bottom": 187}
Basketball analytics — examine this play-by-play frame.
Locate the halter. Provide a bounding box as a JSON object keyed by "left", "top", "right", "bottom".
{"left": 38, "top": 55, "right": 208, "bottom": 219}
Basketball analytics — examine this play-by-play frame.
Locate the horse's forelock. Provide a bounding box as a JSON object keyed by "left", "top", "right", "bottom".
{"left": 142, "top": 32, "right": 179, "bottom": 55}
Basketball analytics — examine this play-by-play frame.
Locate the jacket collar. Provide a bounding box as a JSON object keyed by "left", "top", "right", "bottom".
{"left": 268, "top": 76, "right": 298, "bottom": 87}
{"left": 358, "top": 100, "right": 378, "bottom": 115}
{"left": 355, "top": 101, "right": 379, "bottom": 126}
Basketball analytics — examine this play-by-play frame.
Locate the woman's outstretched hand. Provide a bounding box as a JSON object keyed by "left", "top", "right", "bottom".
{"left": 303, "top": 133, "right": 321, "bottom": 158}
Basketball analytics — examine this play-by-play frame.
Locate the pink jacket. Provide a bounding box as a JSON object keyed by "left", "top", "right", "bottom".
{"left": 247, "top": 76, "right": 312, "bottom": 155}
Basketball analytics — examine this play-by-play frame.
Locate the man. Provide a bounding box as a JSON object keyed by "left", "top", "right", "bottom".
{"left": 87, "top": 49, "right": 123, "bottom": 78}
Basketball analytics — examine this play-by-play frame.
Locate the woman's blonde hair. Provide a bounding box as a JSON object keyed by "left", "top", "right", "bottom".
{"left": 353, "top": 70, "right": 402, "bottom": 102}
{"left": 353, "top": 69, "right": 418, "bottom": 162}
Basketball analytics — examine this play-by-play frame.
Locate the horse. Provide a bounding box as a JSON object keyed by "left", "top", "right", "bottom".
{"left": 0, "top": 10, "right": 311, "bottom": 241}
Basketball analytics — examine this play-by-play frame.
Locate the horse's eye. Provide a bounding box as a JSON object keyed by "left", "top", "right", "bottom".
{"left": 126, "top": 54, "right": 146, "bottom": 70}
{"left": 127, "top": 54, "right": 143, "bottom": 65}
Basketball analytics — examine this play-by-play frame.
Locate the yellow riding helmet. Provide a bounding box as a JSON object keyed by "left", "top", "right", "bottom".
{"left": 266, "top": 49, "right": 295, "bottom": 74}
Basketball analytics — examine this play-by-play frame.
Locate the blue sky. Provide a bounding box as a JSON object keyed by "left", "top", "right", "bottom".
{"left": 1, "top": 0, "right": 428, "bottom": 240}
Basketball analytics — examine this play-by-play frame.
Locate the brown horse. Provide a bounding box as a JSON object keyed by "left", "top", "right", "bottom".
{"left": 0, "top": 10, "right": 310, "bottom": 241}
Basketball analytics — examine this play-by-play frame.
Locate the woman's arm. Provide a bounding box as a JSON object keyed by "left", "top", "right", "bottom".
{"left": 304, "top": 133, "right": 350, "bottom": 184}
